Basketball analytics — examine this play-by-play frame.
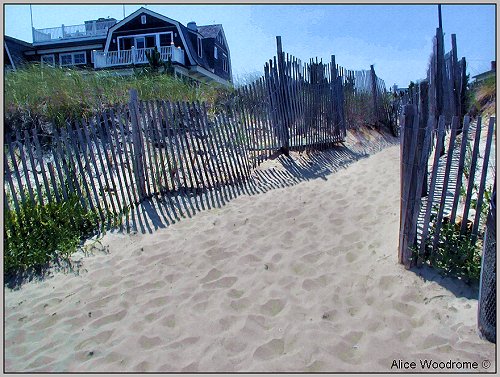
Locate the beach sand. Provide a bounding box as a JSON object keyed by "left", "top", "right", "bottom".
{"left": 4, "top": 131, "right": 495, "bottom": 372}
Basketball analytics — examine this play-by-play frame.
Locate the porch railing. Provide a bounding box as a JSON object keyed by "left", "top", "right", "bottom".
{"left": 93, "top": 46, "right": 185, "bottom": 68}
{"left": 33, "top": 20, "right": 116, "bottom": 43}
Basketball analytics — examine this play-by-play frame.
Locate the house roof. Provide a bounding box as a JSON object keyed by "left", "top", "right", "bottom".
{"left": 5, "top": 35, "right": 33, "bottom": 48}
{"left": 178, "top": 23, "right": 213, "bottom": 71}
{"left": 472, "top": 70, "right": 495, "bottom": 80}
{"left": 197, "top": 24, "right": 222, "bottom": 39}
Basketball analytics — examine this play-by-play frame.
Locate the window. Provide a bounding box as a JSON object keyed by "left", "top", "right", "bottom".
{"left": 73, "top": 52, "right": 86, "bottom": 64}
{"left": 41, "top": 54, "right": 55, "bottom": 67}
{"left": 222, "top": 54, "right": 228, "bottom": 72}
{"left": 197, "top": 36, "right": 202, "bottom": 57}
{"left": 60, "top": 54, "right": 73, "bottom": 66}
{"left": 135, "top": 36, "right": 145, "bottom": 49}
{"left": 141, "top": 15, "right": 147, "bottom": 24}
{"left": 59, "top": 51, "right": 87, "bottom": 66}
{"left": 214, "top": 46, "right": 218, "bottom": 59}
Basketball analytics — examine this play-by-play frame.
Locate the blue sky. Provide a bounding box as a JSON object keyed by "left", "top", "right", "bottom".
{"left": 4, "top": 4, "right": 496, "bottom": 87}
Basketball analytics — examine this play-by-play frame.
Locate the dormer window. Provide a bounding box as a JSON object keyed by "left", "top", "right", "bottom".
{"left": 197, "top": 36, "right": 202, "bottom": 58}
{"left": 214, "top": 46, "right": 218, "bottom": 59}
{"left": 141, "top": 15, "right": 147, "bottom": 24}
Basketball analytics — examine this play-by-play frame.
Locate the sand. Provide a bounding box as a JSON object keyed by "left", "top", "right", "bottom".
{"left": 4, "top": 131, "right": 495, "bottom": 372}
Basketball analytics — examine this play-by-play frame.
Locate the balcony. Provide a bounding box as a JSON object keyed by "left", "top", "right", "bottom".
{"left": 33, "top": 20, "right": 116, "bottom": 43}
{"left": 93, "top": 46, "right": 185, "bottom": 69}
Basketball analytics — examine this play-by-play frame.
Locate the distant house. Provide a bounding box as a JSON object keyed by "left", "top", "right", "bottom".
{"left": 472, "top": 61, "right": 496, "bottom": 84}
{"left": 4, "top": 7, "right": 232, "bottom": 86}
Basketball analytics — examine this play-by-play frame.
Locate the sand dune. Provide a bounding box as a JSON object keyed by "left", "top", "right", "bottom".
{"left": 4, "top": 131, "right": 495, "bottom": 372}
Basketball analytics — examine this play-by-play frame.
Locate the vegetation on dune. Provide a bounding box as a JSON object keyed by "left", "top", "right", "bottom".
{"left": 5, "top": 64, "right": 234, "bottom": 131}
{"left": 4, "top": 193, "right": 99, "bottom": 275}
{"left": 468, "top": 76, "right": 496, "bottom": 118}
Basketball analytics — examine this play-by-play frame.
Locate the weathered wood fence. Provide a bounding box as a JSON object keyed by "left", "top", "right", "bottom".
{"left": 4, "top": 36, "right": 392, "bottom": 230}
{"left": 428, "top": 28, "right": 468, "bottom": 126}
{"left": 399, "top": 106, "right": 496, "bottom": 268}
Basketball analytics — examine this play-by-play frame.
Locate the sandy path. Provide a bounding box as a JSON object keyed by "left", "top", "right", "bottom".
{"left": 4, "top": 144, "right": 495, "bottom": 372}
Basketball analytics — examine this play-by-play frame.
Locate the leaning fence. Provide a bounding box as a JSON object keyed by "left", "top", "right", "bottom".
{"left": 4, "top": 36, "right": 392, "bottom": 229}
{"left": 399, "top": 108, "right": 496, "bottom": 268}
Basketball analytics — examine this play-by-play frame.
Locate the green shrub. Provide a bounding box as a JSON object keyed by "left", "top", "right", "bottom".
{"left": 423, "top": 218, "right": 482, "bottom": 283}
{"left": 4, "top": 194, "right": 100, "bottom": 274}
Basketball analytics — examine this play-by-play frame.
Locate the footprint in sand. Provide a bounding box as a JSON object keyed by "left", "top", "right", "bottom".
{"left": 138, "top": 335, "right": 162, "bottom": 349}
{"left": 238, "top": 254, "right": 261, "bottom": 264}
{"left": 223, "top": 336, "right": 248, "bottom": 354}
{"left": 75, "top": 329, "right": 114, "bottom": 351}
{"left": 392, "top": 301, "right": 417, "bottom": 316}
{"left": 230, "top": 298, "right": 251, "bottom": 311}
{"left": 253, "top": 338, "right": 285, "bottom": 361}
{"left": 300, "top": 251, "right": 324, "bottom": 264}
{"left": 203, "top": 276, "right": 238, "bottom": 289}
{"left": 199, "top": 268, "right": 223, "bottom": 283}
{"left": 228, "top": 289, "right": 244, "bottom": 299}
{"left": 260, "top": 299, "right": 286, "bottom": 316}
{"left": 90, "top": 309, "right": 128, "bottom": 328}
{"left": 168, "top": 336, "right": 200, "bottom": 349}
{"left": 344, "top": 250, "right": 358, "bottom": 263}
{"left": 218, "top": 315, "right": 239, "bottom": 332}
{"left": 160, "top": 314, "right": 176, "bottom": 328}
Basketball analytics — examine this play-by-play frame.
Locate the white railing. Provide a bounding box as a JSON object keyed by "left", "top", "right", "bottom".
{"left": 93, "top": 46, "right": 185, "bottom": 68}
{"left": 33, "top": 20, "right": 116, "bottom": 43}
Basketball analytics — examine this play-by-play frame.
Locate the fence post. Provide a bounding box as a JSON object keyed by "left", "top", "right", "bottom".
{"left": 451, "top": 34, "right": 460, "bottom": 120}
{"left": 478, "top": 182, "right": 496, "bottom": 343}
{"left": 399, "top": 104, "right": 427, "bottom": 268}
{"left": 129, "top": 89, "right": 146, "bottom": 202}
{"left": 370, "top": 64, "right": 379, "bottom": 125}
{"left": 418, "top": 80, "right": 429, "bottom": 197}
{"left": 276, "top": 36, "right": 290, "bottom": 154}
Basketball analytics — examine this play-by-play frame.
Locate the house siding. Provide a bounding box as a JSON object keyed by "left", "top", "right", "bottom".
{"left": 107, "top": 14, "right": 189, "bottom": 65}
{"left": 5, "top": 8, "right": 232, "bottom": 85}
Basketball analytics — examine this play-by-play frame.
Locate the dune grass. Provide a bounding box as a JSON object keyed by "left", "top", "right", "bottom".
{"left": 5, "top": 64, "right": 233, "bottom": 127}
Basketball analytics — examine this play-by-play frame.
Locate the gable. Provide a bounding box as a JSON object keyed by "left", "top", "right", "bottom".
{"left": 113, "top": 12, "right": 174, "bottom": 33}
{"left": 104, "top": 7, "right": 196, "bottom": 66}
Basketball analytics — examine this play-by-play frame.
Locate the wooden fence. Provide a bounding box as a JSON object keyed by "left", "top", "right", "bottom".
{"left": 4, "top": 36, "right": 392, "bottom": 230}
{"left": 399, "top": 105, "right": 496, "bottom": 268}
{"left": 428, "top": 28, "right": 467, "bottom": 125}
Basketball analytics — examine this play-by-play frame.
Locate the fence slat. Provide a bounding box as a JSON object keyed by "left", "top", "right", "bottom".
{"left": 47, "top": 162, "right": 61, "bottom": 203}
{"left": 4, "top": 158, "right": 21, "bottom": 218}
{"left": 460, "top": 117, "right": 484, "bottom": 234}
{"left": 182, "top": 101, "right": 207, "bottom": 210}
{"left": 6, "top": 133, "right": 28, "bottom": 205}
{"left": 15, "top": 130, "right": 36, "bottom": 205}
{"left": 449, "top": 115, "right": 471, "bottom": 224}
{"left": 418, "top": 116, "right": 446, "bottom": 258}
{"left": 87, "top": 116, "right": 119, "bottom": 217}
{"left": 431, "top": 116, "right": 459, "bottom": 252}
{"left": 59, "top": 126, "right": 89, "bottom": 209}
{"left": 161, "top": 100, "right": 192, "bottom": 215}
{"left": 104, "top": 108, "right": 133, "bottom": 211}
{"left": 471, "top": 117, "right": 495, "bottom": 242}
{"left": 398, "top": 105, "right": 420, "bottom": 267}
{"left": 23, "top": 130, "right": 44, "bottom": 206}
{"left": 139, "top": 100, "right": 158, "bottom": 196}
{"left": 65, "top": 123, "right": 97, "bottom": 212}
{"left": 74, "top": 121, "right": 106, "bottom": 220}
{"left": 116, "top": 105, "right": 140, "bottom": 205}
{"left": 49, "top": 127, "right": 69, "bottom": 202}
{"left": 90, "top": 114, "right": 121, "bottom": 214}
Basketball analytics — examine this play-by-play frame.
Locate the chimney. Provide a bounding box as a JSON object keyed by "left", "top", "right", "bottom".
{"left": 187, "top": 21, "right": 198, "bottom": 32}
{"left": 491, "top": 61, "right": 496, "bottom": 71}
